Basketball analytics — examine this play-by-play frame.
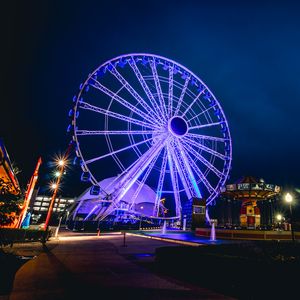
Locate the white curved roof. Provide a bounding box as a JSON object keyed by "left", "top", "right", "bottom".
{"left": 77, "top": 176, "right": 156, "bottom": 205}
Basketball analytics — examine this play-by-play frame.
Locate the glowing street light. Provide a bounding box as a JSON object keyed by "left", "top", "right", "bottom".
{"left": 50, "top": 183, "right": 58, "bottom": 190}
{"left": 58, "top": 159, "right": 65, "bottom": 167}
{"left": 284, "top": 193, "right": 295, "bottom": 243}
{"left": 44, "top": 157, "right": 68, "bottom": 232}
{"left": 54, "top": 171, "right": 61, "bottom": 177}
{"left": 276, "top": 214, "right": 283, "bottom": 230}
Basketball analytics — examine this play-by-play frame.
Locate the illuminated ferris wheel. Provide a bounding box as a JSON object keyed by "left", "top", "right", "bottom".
{"left": 70, "top": 53, "right": 232, "bottom": 221}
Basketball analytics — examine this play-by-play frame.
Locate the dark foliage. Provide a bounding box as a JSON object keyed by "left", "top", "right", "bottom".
{"left": 0, "top": 193, "right": 22, "bottom": 226}
{"left": 155, "top": 242, "right": 300, "bottom": 299}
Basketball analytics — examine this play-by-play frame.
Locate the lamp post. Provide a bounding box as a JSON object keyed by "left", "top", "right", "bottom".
{"left": 285, "top": 193, "right": 295, "bottom": 243}
{"left": 44, "top": 158, "right": 66, "bottom": 232}
{"left": 276, "top": 214, "right": 282, "bottom": 230}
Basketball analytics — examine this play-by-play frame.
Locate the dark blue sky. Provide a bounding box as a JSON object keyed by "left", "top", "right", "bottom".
{"left": 2, "top": 0, "right": 300, "bottom": 196}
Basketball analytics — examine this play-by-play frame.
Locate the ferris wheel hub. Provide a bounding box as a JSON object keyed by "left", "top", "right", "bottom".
{"left": 168, "top": 116, "right": 188, "bottom": 137}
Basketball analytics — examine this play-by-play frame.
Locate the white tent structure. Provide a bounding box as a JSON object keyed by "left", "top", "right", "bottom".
{"left": 69, "top": 176, "right": 165, "bottom": 222}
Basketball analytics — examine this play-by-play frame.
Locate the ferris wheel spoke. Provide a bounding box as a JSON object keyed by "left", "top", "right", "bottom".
{"left": 168, "top": 144, "right": 193, "bottom": 200}
{"left": 104, "top": 157, "right": 143, "bottom": 193}
{"left": 153, "top": 148, "right": 168, "bottom": 217}
{"left": 129, "top": 59, "right": 165, "bottom": 119}
{"left": 181, "top": 89, "right": 206, "bottom": 117}
{"left": 176, "top": 140, "right": 202, "bottom": 198}
{"left": 129, "top": 150, "right": 161, "bottom": 211}
{"left": 186, "top": 133, "right": 229, "bottom": 143}
{"left": 108, "top": 64, "right": 162, "bottom": 124}
{"left": 79, "top": 101, "right": 157, "bottom": 130}
{"left": 174, "top": 76, "right": 190, "bottom": 116}
{"left": 168, "top": 65, "right": 174, "bottom": 118}
{"left": 167, "top": 146, "right": 181, "bottom": 217}
{"left": 184, "top": 136, "right": 227, "bottom": 161}
{"left": 76, "top": 129, "right": 156, "bottom": 136}
{"left": 188, "top": 103, "right": 217, "bottom": 122}
{"left": 184, "top": 149, "right": 215, "bottom": 194}
{"left": 150, "top": 60, "right": 168, "bottom": 121}
{"left": 85, "top": 136, "right": 155, "bottom": 165}
{"left": 182, "top": 141, "right": 224, "bottom": 178}
{"left": 188, "top": 121, "right": 223, "bottom": 130}
{"left": 97, "top": 139, "right": 167, "bottom": 221}
{"left": 89, "top": 77, "right": 158, "bottom": 126}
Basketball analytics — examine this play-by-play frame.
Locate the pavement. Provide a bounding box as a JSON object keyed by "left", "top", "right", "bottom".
{"left": 5, "top": 229, "right": 235, "bottom": 300}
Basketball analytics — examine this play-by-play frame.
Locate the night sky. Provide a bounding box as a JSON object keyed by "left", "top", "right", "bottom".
{"left": 2, "top": 0, "right": 300, "bottom": 198}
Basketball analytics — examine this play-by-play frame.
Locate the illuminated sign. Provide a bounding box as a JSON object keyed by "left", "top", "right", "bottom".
{"left": 251, "top": 183, "right": 264, "bottom": 190}
{"left": 237, "top": 183, "right": 250, "bottom": 190}
{"left": 265, "top": 184, "right": 275, "bottom": 191}
{"left": 226, "top": 184, "right": 236, "bottom": 191}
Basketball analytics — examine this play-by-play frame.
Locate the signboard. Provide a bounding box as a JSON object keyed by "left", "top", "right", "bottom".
{"left": 265, "top": 184, "right": 275, "bottom": 191}
{"left": 237, "top": 183, "right": 250, "bottom": 190}
{"left": 251, "top": 183, "right": 264, "bottom": 190}
{"left": 226, "top": 184, "right": 236, "bottom": 191}
{"left": 193, "top": 205, "right": 205, "bottom": 214}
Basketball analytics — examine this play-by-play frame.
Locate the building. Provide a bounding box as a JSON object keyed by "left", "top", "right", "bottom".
{"left": 29, "top": 190, "right": 76, "bottom": 224}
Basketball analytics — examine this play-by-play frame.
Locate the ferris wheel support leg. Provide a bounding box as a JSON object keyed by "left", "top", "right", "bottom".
{"left": 129, "top": 152, "right": 160, "bottom": 211}
{"left": 97, "top": 140, "right": 167, "bottom": 222}
{"left": 168, "top": 145, "right": 192, "bottom": 201}
{"left": 206, "top": 209, "right": 211, "bottom": 224}
{"left": 176, "top": 141, "right": 202, "bottom": 199}
{"left": 153, "top": 149, "right": 168, "bottom": 217}
{"left": 167, "top": 147, "right": 182, "bottom": 218}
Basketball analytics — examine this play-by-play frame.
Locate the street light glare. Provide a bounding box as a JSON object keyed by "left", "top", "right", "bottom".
{"left": 285, "top": 192, "right": 293, "bottom": 203}
{"left": 58, "top": 159, "right": 65, "bottom": 166}
{"left": 55, "top": 171, "right": 61, "bottom": 177}
{"left": 276, "top": 214, "right": 282, "bottom": 221}
{"left": 51, "top": 183, "right": 58, "bottom": 190}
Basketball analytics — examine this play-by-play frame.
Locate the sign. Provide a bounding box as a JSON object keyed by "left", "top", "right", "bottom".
{"left": 251, "top": 183, "right": 264, "bottom": 190}
{"left": 226, "top": 184, "right": 236, "bottom": 191}
{"left": 193, "top": 206, "right": 205, "bottom": 214}
{"left": 265, "top": 184, "right": 275, "bottom": 191}
{"left": 237, "top": 183, "right": 250, "bottom": 190}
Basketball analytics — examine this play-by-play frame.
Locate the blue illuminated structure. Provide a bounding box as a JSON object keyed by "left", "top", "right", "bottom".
{"left": 69, "top": 54, "right": 232, "bottom": 223}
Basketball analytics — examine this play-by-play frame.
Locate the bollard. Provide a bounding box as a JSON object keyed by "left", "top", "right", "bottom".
{"left": 97, "top": 228, "right": 100, "bottom": 237}
{"left": 122, "top": 231, "right": 127, "bottom": 247}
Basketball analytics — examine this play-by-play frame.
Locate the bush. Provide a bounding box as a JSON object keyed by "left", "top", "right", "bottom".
{"left": 155, "top": 242, "right": 300, "bottom": 298}
{"left": 0, "top": 228, "right": 51, "bottom": 246}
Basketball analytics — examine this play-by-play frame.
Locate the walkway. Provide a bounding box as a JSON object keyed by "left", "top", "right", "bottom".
{"left": 8, "top": 230, "right": 235, "bottom": 300}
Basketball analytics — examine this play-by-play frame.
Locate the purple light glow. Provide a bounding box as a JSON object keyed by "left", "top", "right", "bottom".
{"left": 71, "top": 53, "right": 232, "bottom": 223}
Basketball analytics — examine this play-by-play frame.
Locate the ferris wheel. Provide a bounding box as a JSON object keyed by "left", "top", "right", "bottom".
{"left": 70, "top": 53, "right": 232, "bottom": 221}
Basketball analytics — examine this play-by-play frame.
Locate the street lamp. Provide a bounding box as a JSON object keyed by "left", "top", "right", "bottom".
{"left": 276, "top": 214, "right": 282, "bottom": 230}
{"left": 285, "top": 193, "right": 295, "bottom": 243}
{"left": 44, "top": 158, "right": 67, "bottom": 232}
{"left": 54, "top": 171, "right": 61, "bottom": 177}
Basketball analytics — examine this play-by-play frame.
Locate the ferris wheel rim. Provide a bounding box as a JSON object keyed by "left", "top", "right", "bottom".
{"left": 71, "top": 53, "right": 232, "bottom": 217}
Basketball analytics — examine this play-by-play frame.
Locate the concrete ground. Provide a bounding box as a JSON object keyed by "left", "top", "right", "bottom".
{"left": 5, "top": 230, "right": 235, "bottom": 300}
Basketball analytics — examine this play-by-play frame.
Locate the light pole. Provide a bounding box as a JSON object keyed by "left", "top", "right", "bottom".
{"left": 44, "top": 158, "right": 67, "bottom": 232}
{"left": 65, "top": 210, "right": 70, "bottom": 226}
{"left": 285, "top": 193, "right": 295, "bottom": 243}
{"left": 54, "top": 216, "right": 63, "bottom": 238}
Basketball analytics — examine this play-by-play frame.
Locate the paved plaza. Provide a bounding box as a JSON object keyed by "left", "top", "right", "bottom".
{"left": 5, "top": 230, "right": 235, "bottom": 300}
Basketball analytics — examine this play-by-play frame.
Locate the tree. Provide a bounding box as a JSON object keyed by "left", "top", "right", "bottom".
{"left": 0, "top": 190, "right": 22, "bottom": 226}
